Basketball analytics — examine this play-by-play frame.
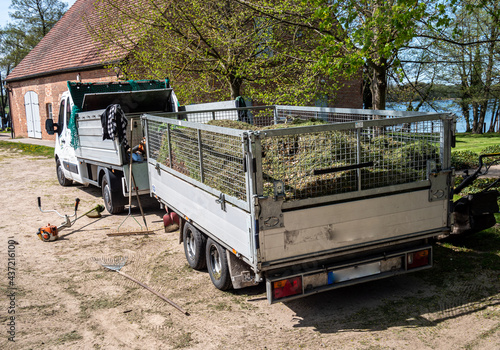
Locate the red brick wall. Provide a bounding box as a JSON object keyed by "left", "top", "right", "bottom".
{"left": 7, "top": 68, "right": 117, "bottom": 140}
{"left": 332, "top": 74, "right": 363, "bottom": 108}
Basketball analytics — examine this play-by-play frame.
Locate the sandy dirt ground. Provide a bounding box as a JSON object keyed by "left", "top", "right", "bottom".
{"left": 0, "top": 149, "right": 499, "bottom": 350}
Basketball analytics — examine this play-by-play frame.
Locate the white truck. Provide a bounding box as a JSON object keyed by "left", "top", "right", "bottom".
{"left": 46, "top": 80, "right": 177, "bottom": 213}
{"left": 142, "top": 103, "right": 498, "bottom": 303}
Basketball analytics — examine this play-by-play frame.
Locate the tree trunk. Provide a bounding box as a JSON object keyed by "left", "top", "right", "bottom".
{"left": 495, "top": 104, "right": 500, "bottom": 133}
{"left": 460, "top": 103, "right": 471, "bottom": 132}
{"left": 477, "top": 101, "right": 488, "bottom": 134}
{"left": 477, "top": 27, "right": 497, "bottom": 134}
{"left": 488, "top": 99, "right": 497, "bottom": 133}
{"left": 370, "top": 62, "right": 387, "bottom": 110}
{"left": 472, "top": 103, "right": 480, "bottom": 133}
{"left": 228, "top": 75, "right": 242, "bottom": 100}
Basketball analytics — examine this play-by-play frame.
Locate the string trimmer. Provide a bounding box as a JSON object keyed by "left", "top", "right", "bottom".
{"left": 36, "top": 197, "right": 105, "bottom": 242}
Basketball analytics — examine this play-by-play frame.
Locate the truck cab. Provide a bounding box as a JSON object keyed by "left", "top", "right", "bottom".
{"left": 46, "top": 79, "right": 176, "bottom": 214}
{"left": 46, "top": 90, "right": 86, "bottom": 186}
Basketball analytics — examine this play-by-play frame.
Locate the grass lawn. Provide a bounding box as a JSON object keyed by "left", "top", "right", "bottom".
{"left": 0, "top": 140, "right": 54, "bottom": 158}
{"left": 454, "top": 132, "right": 500, "bottom": 153}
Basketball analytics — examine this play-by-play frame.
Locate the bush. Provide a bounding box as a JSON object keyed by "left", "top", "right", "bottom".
{"left": 480, "top": 144, "right": 500, "bottom": 154}
{"left": 454, "top": 176, "right": 500, "bottom": 195}
{"left": 451, "top": 150, "right": 478, "bottom": 170}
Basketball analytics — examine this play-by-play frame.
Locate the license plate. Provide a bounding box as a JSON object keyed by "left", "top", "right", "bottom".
{"left": 328, "top": 261, "right": 381, "bottom": 284}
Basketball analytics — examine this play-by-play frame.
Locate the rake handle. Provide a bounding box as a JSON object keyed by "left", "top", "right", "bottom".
{"left": 116, "top": 270, "right": 189, "bottom": 316}
{"left": 128, "top": 119, "right": 134, "bottom": 209}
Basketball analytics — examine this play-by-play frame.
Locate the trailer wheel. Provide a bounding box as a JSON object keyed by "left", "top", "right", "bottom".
{"left": 56, "top": 160, "right": 72, "bottom": 186}
{"left": 183, "top": 223, "right": 206, "bottom": 270}
{"left": 101, "top": 176, "right": 124, "bottom": 214}
{"left": 206, "top": 238, "right": 232, "bottom": 291}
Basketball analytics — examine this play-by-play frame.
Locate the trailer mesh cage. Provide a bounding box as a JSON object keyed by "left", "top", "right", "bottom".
{"left": 147, "top": 119, "right": 248, "bottom": 201}
{"left": 145, "top": 106, "right": 450, "bottom": 206}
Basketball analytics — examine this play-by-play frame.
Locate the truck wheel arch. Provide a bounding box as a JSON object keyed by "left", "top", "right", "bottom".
{"left": 55, "top": 157, "right": 72, "bottom": 187}
{"left": 99, "top": 168, "right": 126, "bottom": 214}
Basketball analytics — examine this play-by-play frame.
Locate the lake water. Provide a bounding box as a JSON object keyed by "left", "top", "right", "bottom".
{"left": 386, "top": 100, "right": 496, "bottom": 133}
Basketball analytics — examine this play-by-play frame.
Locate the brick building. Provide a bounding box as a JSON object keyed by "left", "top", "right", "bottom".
{"left": 5, "top": 0, "right": 124, "bottom": 140}
{"left": 6, "top": 0, "right": 363, "bottom": 141}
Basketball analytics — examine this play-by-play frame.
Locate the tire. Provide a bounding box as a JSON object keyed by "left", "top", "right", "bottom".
{"left": 183, "top": 223, "right": 206, "bottom": 270}
{"left": 101, "top": 176, "right": 125, "bottom": 214}
{"left": 206, "top": 238, "right": 232, "bottom": 291}
{"left": 56, "top": 160, "right": 72, "bottom": 186}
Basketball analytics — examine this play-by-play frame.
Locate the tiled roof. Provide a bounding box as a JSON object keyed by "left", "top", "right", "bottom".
{"left": 6, "top": 0, "right": 128, "bottom": 82}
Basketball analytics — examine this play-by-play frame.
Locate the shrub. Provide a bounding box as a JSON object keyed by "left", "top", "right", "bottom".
{"left": 451, "top": 150, "right": 478, "bottom": 170}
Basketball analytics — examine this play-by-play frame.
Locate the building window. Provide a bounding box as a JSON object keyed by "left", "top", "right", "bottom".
{"left": 46, "top": 103, "right": 53, "bottom": 119}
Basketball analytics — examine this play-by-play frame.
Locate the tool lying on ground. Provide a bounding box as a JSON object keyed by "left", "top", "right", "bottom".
{"left": 94, "top": 256, "right": 189, "bottom": 315}
{"left": 37, "top": 197, "right": 105, "bottom": 242}
{"left": 111, "top": 118, "right": 154, "bottom": 236}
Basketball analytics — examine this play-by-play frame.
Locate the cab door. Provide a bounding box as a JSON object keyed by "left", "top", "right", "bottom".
{"left": 56, "top": 95, "right": 83, "bottom": 183}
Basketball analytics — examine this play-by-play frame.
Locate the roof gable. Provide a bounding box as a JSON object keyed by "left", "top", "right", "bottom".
{"left": 6, "top": 0, "right": 128, "bottom": 82}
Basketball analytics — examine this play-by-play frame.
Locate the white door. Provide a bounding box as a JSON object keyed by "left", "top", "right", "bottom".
{"left": 24, "top": 91, "right": 42, "bottom": 138}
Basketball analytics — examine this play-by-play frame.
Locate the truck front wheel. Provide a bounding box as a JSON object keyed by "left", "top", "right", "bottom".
{"left": 56, "top": 160, "right": 72, "bottom": 186}
{"left": 183, "top": 223, "right": 206, "bottom": 270}
{"left": 206, "top": 238, "right": 232, "bottom": 291}
{"left": 101, "top": 176, "right": 125, "bottom": 214}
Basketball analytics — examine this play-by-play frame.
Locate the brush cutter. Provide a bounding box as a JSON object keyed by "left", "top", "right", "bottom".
{"left": 37, "top": 197, "right": 105, "bottom": 242}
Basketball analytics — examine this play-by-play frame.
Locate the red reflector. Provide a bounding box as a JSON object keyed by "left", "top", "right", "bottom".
{"left": 273, "top": 276, "right": 302, "bottom": 300}
{"left": 407, "top": 250, "right": 430, "bottom": 270}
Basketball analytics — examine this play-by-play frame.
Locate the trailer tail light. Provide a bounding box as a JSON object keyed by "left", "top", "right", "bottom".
{"left": 272, "top": 276, "right": 302, "bottom": 300}
{"left": 407, "top": 249, "right": 430, "bottom": 270}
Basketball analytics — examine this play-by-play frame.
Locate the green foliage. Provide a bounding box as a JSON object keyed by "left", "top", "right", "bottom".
{"left": 451, "top": 150, "right": 479, "bottom": 170}
{"left": 387, "top": 83, "right": 462, "bottom": 102}
{"left": 454, "top": 176, "right": 499, "bottom": 195}
{"left": 432, "top": 0, "right": 500, "bottom": 134}
{"left": 92, "top": 0, "right": 336, "bottom": 106}
{"left": 452, "top": 133, "right": 500, "bottom": 170}
{"left": 310, "top": 0, "right": 450, "bottom": 109}
{"left": 481, "top": 144, "right": 500, "bottom": 154}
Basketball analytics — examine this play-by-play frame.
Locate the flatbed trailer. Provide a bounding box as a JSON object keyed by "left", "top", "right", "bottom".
{"left": 143, "top": 104, "right": 455, "bottom": 303}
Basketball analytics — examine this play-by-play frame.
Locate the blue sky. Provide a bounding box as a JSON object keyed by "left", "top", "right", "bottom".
{"left": 1, "top": 0, "right": 77, "bottom": 28}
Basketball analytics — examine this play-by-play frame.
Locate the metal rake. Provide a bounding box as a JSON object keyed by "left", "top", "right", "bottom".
{"left": 93, "top": 256, "right": 189, "bottom": 315}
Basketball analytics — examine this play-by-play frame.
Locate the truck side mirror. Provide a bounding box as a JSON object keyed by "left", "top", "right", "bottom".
{"left": 45, "top": 119, "right": 60, "bottom": 135}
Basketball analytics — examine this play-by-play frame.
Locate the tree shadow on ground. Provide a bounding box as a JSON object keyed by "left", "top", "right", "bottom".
{"left": 282, "top": 231, "right": 500, "bottom": 333}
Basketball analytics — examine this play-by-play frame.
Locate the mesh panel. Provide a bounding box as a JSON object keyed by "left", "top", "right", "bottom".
{"left": 276, "top": 108, "right": 370, "bottom": 124}
{"left": 146, "top": 106, "right": 446, "bottom": 204}
{"left": 147, "top": 119, "right": 246, "bottom": 201}
{"left": 261, "top": 119, "right": 443, "bottom": 200}
{"left": 201, "top": 131, "right": 246, "bottom": 200}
